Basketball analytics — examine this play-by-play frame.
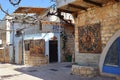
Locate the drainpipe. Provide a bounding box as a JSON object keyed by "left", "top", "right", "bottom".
{"left": 12, "top": 21, "right": 15, "bottom": 64}
{"left": 3, "top": 45, "right": 6, "bottom": 63}
{"left": 21, "top": 30, "right": 24, "bottom": 65}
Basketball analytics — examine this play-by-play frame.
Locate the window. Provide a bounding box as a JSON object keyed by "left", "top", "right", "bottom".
{"left": 16, "top": 30, "right": 22, "bottom": 37}
{"left": 104, "top": 37, "right": 119, "bottom": 66}
{"left": 25, "top": 43, "right": 30, "bottom": 51}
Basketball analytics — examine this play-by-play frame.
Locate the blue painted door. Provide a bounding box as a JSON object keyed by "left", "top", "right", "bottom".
{"left": 103, "top": 37, "right": 120, "bottom": 75}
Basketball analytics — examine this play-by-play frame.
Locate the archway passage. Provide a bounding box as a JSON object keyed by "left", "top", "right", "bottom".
{"left": 103, "top": 37, "right": 120, "bottom": 75}
{"left": 49, "top": 40, "right": 58, "bottom": 63}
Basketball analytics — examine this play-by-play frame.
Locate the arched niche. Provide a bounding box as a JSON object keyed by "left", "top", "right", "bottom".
{"left": 99, "top": 30, "right": 120, "bottom": 76}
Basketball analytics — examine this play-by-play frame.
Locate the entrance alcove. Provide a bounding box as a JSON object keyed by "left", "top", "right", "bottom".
{"left": 99, "top": 30, "right": 120, "bottom": 76}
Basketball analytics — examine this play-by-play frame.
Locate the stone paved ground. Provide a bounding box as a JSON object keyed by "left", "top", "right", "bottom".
{"left": 0, "top": 62, "right": 117, "bottom": 80}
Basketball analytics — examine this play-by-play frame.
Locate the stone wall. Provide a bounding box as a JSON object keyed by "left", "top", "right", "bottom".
{"left": 72, "top": 65, "right": 99, "bottom": 77}
{"left": 24, "top": 51, "right": 47, "bottom": 66}
{"left": 19, "top": 41, "right": 47, "bottom": 66}
{"left": 60, "top": 24, "right": 74, "bottom": 62}
{"left": 23, "top": 39, "right": 47, "bottom": 66}
{"left": 0, "top": 47, "right": 10, "bottom": 63}
{"left": 75, "top": 2, "right": 120, "bottom": 65}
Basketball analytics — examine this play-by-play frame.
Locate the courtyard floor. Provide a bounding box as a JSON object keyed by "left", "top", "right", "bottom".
{"left": 0, "top": 62, "right": 117, "bottom": 80}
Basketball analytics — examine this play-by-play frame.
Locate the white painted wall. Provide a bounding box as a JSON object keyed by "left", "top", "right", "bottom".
{"left": 9, "top": 21, "right": 62, "bottom": 64}
{"left": 24, "top": 32, "right": 61, "bottom": 63}
{"left": 7, "top": 11, "right": 66, "bottom": 64}
{"left": 10, "top": 23, "right": 22, "bottom": 64}
{"left": 6, "top": 20, "right": 11, "bottom": 45}
{"left": 14, "top": 36, "right": 22, "bottom": 63}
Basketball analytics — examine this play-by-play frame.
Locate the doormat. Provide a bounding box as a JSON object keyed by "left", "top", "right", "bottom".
{"left": 49, "top": 69, "right": 58, "bottom": 71}
{"left": 64, "top": 65, "right": 72, "bottom": 68}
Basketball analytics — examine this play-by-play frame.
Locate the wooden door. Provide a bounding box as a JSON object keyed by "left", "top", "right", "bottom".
{"left": 49, "top": 40, "right": 58, "bottom": 63}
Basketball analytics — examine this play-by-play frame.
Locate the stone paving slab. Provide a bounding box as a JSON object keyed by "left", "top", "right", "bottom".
{"left": 0, "top": 63, "right": 117, "bottom": 80}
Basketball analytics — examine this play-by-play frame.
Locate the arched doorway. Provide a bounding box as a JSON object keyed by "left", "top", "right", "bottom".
{"left": 103, "top": 37, "right": 120, "bottom": 75}
{"left": 99, "top": 30, "right": 120, "bottom": 75}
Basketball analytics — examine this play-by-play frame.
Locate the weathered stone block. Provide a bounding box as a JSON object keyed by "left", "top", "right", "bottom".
{"left": 72, "top": 65, "right": 99, "bottom": 77}
{"left": 86, "top": 70, "right": 92, "bottom": 75}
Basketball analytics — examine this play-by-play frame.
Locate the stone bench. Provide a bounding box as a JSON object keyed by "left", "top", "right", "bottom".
{"left": 71, "top": 64, "right": 99, "bottom": 77}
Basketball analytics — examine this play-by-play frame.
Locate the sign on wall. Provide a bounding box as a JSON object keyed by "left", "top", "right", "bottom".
{"left": 78, "top": 23, "right": 101, "bottom": 53}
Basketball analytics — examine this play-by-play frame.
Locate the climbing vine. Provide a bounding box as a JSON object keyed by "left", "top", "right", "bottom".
{"left": 60, "top": 31, "right": 67, "bottom": 49}
{"left": 60, "top": 31, "right": 72, "bottom": 62}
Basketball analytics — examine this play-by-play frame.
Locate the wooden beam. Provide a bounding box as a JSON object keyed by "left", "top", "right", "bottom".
{"left": 68, "top": 4, "right": 87, "bottom": 11}
{"left": 115, "top": 0, "right": 120, "bottom": 2}
{"left": 58, "top": 9, "right": 75, "bottom": 13}
{"left": 83, "top": 0, "right": 102, "bottom": 7}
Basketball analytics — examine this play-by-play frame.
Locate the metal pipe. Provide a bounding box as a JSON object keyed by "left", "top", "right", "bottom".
{"left": 21, "top": 31, "right": 24, "bottom": 64}
{"left": 12, "top": 22, "right": 15, "bottom": 64}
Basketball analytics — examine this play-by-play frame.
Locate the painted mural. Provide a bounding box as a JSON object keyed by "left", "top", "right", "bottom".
{"left": 24, "top": 39, "right": 45, "bottom": 56}
{"left": 78, "top": 23, "right": 101, "bottom": 53}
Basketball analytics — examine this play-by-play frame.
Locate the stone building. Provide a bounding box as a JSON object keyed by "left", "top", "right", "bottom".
{"left": 0, "top": 17, "right": 10, "bottom": 63}
{"left": 56, "top": 0, "right": 120, "bottom": 77}
{"left": 2, "top": 7, "right": 74, "bottom": 66}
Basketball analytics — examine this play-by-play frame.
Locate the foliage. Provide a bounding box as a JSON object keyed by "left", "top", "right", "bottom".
{"left": 60, "top": 31, "right": 72, "bottom": 62}
{"left": 60, "top": 31, "right": 67, "bottom": 49}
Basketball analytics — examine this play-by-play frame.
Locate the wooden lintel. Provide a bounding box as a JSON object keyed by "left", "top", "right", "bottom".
{"left": 68, "top": 4, "right": 87, "bottom": 11}
{"left": 73, "top": 12, "right": 78, "bottom": 18}
{"left": 58, "top": 9, "right": 75, "bottom": 13}
{"left": 83, "top": 0, "right": 102, "bottom": 7}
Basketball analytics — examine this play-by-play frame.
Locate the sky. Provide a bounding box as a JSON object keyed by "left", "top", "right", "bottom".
{"left": 0, "top": 0, "right": 55, "bottom": 19}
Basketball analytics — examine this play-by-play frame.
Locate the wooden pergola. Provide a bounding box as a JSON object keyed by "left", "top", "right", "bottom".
{"left": 57, "top": 0, "right": 120, "bottom": 16}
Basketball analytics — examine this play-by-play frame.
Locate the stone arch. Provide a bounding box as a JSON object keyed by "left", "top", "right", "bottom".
{"left": 99, "top": 30, "right": 120, "bottom": 76}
